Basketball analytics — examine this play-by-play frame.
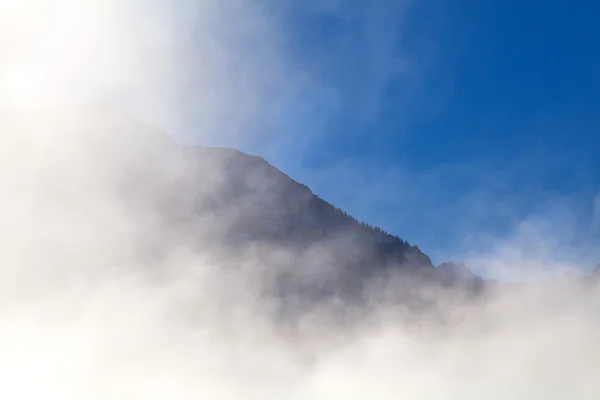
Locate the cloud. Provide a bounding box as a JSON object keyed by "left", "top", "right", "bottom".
{"left": 2, "top": 0, "right": 600, "bottom": 399}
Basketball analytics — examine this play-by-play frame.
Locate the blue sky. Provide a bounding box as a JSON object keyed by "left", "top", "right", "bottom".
{"left": 225, "top": 0, "right": 600, "bottom": 271}
{"left": 55, "top": 0, "right": 598, "bottom": 275}
{"left": 3, "top": 0, "right": 598, "bottom": 272}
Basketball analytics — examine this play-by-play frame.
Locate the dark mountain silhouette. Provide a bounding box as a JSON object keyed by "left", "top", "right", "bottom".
{"left": 436, "top": 262, "right": 484, "bottom": 292}
{"left": 21, "top": 105, "right": 486, "bottom": 312}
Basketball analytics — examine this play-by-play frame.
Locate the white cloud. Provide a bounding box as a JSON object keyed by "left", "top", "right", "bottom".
{"left": 2, "top": 1, "right": 600, "bottom": 399}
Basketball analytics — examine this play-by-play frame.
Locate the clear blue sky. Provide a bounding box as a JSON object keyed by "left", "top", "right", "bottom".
{"left": 242, "top": 0, "right": 600, "bottom": 270}
{"left": 165, "top": 0, "right": 599, "bottom": 273}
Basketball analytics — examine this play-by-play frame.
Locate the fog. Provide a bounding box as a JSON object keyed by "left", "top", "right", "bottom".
{"left": 1, "top": 1, "right": 600, "bottom": 399}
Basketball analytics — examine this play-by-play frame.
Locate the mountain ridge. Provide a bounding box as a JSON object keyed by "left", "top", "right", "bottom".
{"left": 9, "top": 105, "right": 486, "bottom": 308}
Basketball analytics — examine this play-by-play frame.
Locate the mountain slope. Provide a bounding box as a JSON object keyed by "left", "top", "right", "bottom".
{"left": 179, "top": 146, "right": 434, "bottom": 267}
{"left": 9, "top": 105, "right": 481, "bottom": 310}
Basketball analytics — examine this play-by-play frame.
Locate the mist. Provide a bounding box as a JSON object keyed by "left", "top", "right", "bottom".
{"left": 1, "top": 1, "right": 600, "bottom": 399}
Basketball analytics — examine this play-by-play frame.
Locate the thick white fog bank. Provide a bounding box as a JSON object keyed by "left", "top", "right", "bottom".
{"left": 1, "top": 0, "right": 600, "bottom": 399}
{"left": 2, "top": 106, "right": 600, "bottom": 400}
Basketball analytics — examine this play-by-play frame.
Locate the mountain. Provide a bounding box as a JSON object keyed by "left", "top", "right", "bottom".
{"left": 436, "top": 262, "right": 484, "bottom": 291}
{"left": 121, "top": 142, "right": 444, "bottom": 307}
{"left": 169, "top": 146, "right": 434, "bottom": 267}
{"left": 8, "top": 105, "right": 483, "bottom": 312}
